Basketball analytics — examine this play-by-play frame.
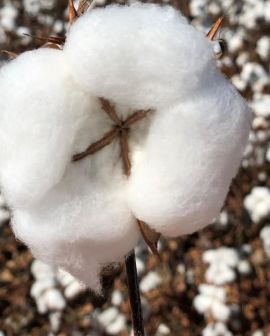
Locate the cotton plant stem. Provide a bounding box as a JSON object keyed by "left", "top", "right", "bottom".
{"left": 125, "top": 251, "right": 145, "bottom": 336}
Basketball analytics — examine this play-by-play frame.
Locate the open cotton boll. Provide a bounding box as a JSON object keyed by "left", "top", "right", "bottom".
{"left": 64, "top": 3, "right": 216, "bottom": 110}
{"left": 0, "top": 49, "right": 90, "bottom": 207}
{"left": 128, "top": 74, "right": 251, "bottom": 237}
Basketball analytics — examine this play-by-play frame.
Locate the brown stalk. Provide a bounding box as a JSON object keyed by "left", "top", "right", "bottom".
{"left": 207, "top": 16, "right": 224, "bottom": 40}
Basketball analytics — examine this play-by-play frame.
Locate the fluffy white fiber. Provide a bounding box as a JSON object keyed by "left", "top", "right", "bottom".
{"left": 64, "top": 3, "right": 216, "bottom": 110}
{"left": 0, "top": 48, "right": 139, "bottom": 290}
{"left": 0, "top": 3, "right": 251, "bottom": 289}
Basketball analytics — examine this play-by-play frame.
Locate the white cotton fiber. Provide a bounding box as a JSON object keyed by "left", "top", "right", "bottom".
{"left": 12, "top": 173, "right": 139, "bottom": 289}
{"left": 128, "top": 75, "right": 251, "bottom": 237}
{"left": 64, "top": 3, "right": 216, "bottom": 110}
{"left": 63, "top": 3, "right": 251, "bottom": 237}
{"left": 0, "top": 49, "right": 140, "bottom": 290}
{"left": 0, "top": 49, "right": 90, "bottom": 207}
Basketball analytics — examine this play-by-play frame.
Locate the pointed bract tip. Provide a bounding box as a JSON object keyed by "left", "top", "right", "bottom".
{"left": 207, "top": 16, "right": 224, "bottom": 41}
{"left": 68, "top": 0, "right": 78, "bottom": 24}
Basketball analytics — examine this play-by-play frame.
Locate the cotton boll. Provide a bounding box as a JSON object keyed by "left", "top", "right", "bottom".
{"left": 0, "top": 49, "right": 91, "bottom": 208}
{"left": 31, "top": 259, "right": 56, "bottom": 280}
{"left": 140, "top": 271, "right": 162, "bottom": 293}
{"left": 193, "top": 285, "right": 230, "bottom": 322}
{"left": 128, "top": 75, "right": 251, "bottom": 237}
{"left": 64, "top": 4, "right": 216, "bottom": 110}
{"left": 97, "top": 307, "right": 127, "bottom": 334}
{"left": 30, "top": 278, "right": 56, "bottom": 299}
{"left": 39, "top": 288, "right": 66, "bottom": 312}
{"left": 211, "top": 300, "right": 230, "bottom": 322}
{"left": 203, "top": 248, "right": 239, "bottom": 268}
{"left": 206, "top": 263, "right": 236, "bottom": 286}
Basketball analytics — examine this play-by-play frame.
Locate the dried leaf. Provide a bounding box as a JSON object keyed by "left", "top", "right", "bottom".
{"left": 41, "top": 43, "right": 62, "bottom": 50}
{"left": 77, "top": 0, "right": 92, "bottom": 16}
{"left": 24, "top": 34, "right": 65, "bottom": 45}
{"left": 137, "top": 220, "right": 161, "bottom": 259}
{"left": 68, "top": 0, "right": 78, "bottom": 24}
{"left": 207, "top": 16, "right": 224, "bottom": 41}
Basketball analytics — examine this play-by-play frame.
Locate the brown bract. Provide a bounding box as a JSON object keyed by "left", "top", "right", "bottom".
{"left": 207, "top": 16, "right": 224, "bottom": 41}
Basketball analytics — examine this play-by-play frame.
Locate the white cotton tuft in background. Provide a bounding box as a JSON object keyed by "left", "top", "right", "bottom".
{"left": 244, "top": 187, "right": 270, "bottom": 223}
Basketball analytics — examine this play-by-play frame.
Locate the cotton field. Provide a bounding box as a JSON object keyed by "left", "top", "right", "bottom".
{"left": 0, "top": 0, "right": 270, "bottom": 335}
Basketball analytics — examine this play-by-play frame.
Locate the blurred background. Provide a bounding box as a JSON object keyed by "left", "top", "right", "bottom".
{"left": 0, "top": 0, "right": 270, "bottom": 335}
